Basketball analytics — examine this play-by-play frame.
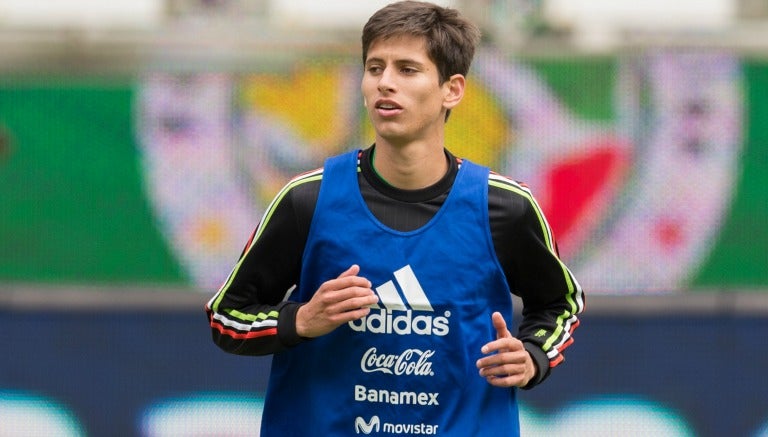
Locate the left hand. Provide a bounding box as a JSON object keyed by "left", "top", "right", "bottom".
{"left": 476, "top": 311, "right": 536, "bottom": 388}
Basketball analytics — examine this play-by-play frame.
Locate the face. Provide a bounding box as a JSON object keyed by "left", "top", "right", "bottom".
{"left": 361, "top": 34, "right": 463, "bottom": 147}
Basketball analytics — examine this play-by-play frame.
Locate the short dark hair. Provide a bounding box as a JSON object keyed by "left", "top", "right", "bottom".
{"left": 361, "top": 1, "right": 481, "bottom": 84}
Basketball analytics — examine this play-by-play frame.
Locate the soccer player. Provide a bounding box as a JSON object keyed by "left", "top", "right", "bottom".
{"left": 206, "top": 1, "right": 584, "bottom": 435}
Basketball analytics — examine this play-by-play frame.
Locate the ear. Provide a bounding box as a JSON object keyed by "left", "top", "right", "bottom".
{"left": 442, "top": 74, "right": 466, "bottom": 111}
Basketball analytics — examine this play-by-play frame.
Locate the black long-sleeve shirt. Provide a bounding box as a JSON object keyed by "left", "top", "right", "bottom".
{"left": 206, "top": 146, "right": 584, "bottom": 388}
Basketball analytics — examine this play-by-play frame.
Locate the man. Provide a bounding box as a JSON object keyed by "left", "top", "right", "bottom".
{"left": 206, "top": 1, "right": 584, "bottom": 435}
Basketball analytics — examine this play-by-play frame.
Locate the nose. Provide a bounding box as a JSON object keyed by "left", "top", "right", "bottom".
{"left": 377, "top": 68, "right": 396, "bottom": 93}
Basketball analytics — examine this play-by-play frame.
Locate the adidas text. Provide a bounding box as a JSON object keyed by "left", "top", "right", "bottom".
{"left": 349, "top": 309, "right": 451, "bottom": 336}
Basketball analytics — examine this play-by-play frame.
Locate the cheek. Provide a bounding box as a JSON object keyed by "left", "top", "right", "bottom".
{"left": 361, "top": 84, "right": 375, "bottom": 109}
{"left": 419, "top": 90, "right": 447, "bottom": 114}
{"left": 361, "top": 76, "right": 376, "bottom": 94}
{"left": 418, "top": 82, "right": 445, "bottom": 103}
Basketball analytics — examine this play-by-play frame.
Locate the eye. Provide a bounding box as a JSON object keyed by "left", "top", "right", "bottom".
{"left": 366, "top": 65, "right": 383, "bottom": 74}
{"left": 401, "top": 66, "right": 418, "bottom": 74}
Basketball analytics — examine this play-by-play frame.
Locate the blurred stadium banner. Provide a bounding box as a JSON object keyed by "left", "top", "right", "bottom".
{"left": 1, "top": 51, "right": 766, "bottom": 292}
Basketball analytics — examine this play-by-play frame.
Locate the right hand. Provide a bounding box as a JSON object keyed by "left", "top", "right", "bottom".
{"left": 295, "top": 264, "right": 378, "bottom": 338}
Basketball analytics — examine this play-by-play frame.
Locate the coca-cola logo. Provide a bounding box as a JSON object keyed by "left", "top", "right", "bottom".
{"left": 360, "top": 347, "right": 435, "bottom": 376}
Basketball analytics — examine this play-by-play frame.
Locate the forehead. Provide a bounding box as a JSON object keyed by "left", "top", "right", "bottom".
{"left": 365, "top": 34, "right": 431, "bottom": 63}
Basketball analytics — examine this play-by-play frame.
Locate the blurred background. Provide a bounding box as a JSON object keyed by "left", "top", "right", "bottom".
{"left": 0, "top": 0, "right": 767, "bottom": 436}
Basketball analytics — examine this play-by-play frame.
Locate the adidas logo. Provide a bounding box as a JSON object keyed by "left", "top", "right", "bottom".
{"left": 348, "top": 265, "right": 451, "bottom": 337}
{"left": 369, "top": 265, "right": 433, "bottom": 311}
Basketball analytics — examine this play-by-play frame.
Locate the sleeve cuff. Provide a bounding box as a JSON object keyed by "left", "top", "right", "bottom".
{"left": 521, "top": 342, "right": 551, "bottom": 390}
{"left": 276, "top": 302, "right": 309, "bottom": 348}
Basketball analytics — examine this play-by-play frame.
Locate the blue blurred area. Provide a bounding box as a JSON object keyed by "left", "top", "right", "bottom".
{"left": 0, "top": 304, "right": 270, "bottom": 436}
{"left": 1, "top": 296, "right": 766, "bottom": 437}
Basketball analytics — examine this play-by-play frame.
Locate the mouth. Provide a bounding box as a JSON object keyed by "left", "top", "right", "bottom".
{"left": 374, "top": 100, "right": 403, "bottom": 116}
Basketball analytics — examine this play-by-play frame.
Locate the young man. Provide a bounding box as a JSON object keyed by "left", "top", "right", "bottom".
{"left": 206, "top": 1, "right": 584, "bottom": 435}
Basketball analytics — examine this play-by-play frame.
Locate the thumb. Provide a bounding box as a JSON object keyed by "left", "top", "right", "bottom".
{"left": 491, "top": 311, "right": 512, "bottom": 339}
{"left": 338, "top": 264, "right": 361, "bottom": 278}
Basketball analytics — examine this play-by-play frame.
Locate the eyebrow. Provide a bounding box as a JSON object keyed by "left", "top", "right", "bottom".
{"left": 364, "top": 57, "right": 427, "bottom": 68}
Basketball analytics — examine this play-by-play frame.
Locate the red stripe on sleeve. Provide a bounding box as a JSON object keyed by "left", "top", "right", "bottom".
{"left": 211, "top": 321, "right": 278, "bottom": 340}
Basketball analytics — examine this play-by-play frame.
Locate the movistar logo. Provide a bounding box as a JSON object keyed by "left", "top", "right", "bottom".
{"left": 348, "top": 265, "right": 451, "bottom": 336}
{"left": 355, "top": 415, "right": 381, "bottom": 434}
{"left": 355, "top": 414, "right": 440, "bottom": 435}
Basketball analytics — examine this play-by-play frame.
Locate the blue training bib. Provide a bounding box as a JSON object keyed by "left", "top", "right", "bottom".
{"left": 261, "top": 150, "right": 519, "bottom": 436}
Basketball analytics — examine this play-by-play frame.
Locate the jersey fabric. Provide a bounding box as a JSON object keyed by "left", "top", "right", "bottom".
{"left": 260, "top": 150, "right": 518, "bottom": 436}
{"left": 206, "top": 145, "right": 584, "bottom": 434}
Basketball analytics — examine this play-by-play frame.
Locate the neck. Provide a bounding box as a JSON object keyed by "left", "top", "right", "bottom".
{"left": 371, "top": 141, "right": 448, "bottom": 190}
